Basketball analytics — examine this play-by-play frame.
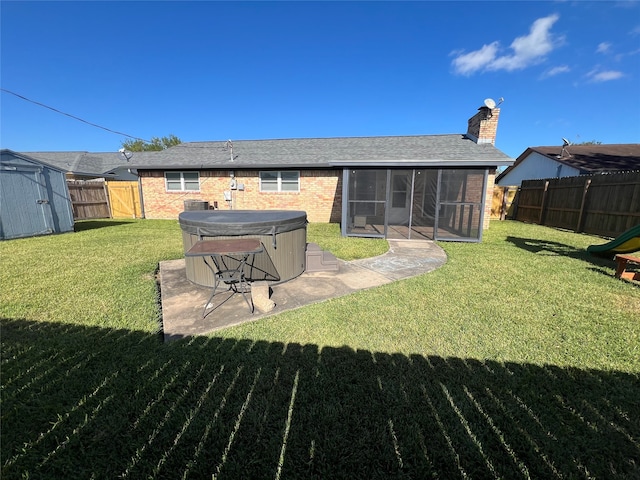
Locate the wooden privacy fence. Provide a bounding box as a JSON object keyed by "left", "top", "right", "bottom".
{"left": 67, "top": 180, "right": 144, "bottom": 220}
{"left": 67, "top": 180, "right": 110, "bottom": 220}
{"left": 513, "top": 171, "right": 640, "bottom": 238}
{"left": 105, "top": 181, "right": 142, "bottom": 218}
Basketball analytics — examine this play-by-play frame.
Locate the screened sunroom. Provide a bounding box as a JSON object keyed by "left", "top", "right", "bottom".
{"left": 342, "top": 167, "right": 488, "bottom": 242}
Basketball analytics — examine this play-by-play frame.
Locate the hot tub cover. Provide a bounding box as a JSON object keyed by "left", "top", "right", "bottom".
{"left": 179, "top": 210, "right": 307, "bottom": 237}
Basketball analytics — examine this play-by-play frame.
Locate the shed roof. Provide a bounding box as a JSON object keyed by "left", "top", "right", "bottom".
{"left": 1, "top": 149, "right": 69, "bottom": 173}
{"left": 128, "top": 134, "right": 513, "bottom": 170}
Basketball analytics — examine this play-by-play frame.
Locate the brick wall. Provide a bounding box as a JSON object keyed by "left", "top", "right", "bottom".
{"left": 140, "top": 169, "right": 342, "bottom": 223}
{"left": 484, "top": 170, "right": 496, "bottom": 230}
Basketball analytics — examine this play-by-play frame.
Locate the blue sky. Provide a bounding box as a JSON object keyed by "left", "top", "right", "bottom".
{"left": 1, "top": 1, "right": 639, "bottom": 159}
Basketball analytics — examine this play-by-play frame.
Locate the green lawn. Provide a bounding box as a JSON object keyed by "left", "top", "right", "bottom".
{"left": 1, "top": 219, "right": 639, "bottom": 479}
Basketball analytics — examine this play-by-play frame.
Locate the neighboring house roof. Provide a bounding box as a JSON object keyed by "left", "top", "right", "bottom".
{"left": 496, "top": 144, "right": 640, "bottom": 184}
{"left": 128, "top": 134, "right": 513, "bottom": 170}
{"left": 530, "top": 144, "right": 640, "bottom": 173}
{"left": 19, "top": 151, "right": 143, "bottom": 179}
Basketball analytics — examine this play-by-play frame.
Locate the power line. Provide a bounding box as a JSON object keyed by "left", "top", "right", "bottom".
{"left": 1, "top": 88, "right": 152, "bottom": 143}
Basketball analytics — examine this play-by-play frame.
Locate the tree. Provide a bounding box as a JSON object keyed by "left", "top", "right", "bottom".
{"left": 121, "top": 134, "right": 182, "bottom": 152}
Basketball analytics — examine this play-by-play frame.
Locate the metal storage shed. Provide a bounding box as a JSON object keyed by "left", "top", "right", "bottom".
{"left": 1, "top": 149, "right": 75, "bottom": 240}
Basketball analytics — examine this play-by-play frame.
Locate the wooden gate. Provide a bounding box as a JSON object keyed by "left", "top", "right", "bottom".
{"left": 491, "top": 186, "right": 518, "bottom": 220}
{"left": 106, "top": 181, "right": 142, "bottom": 218}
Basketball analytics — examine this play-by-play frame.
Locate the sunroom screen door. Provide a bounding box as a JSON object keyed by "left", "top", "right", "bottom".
{"left": 435, "top": 169, "right": 485, "bottom": 241}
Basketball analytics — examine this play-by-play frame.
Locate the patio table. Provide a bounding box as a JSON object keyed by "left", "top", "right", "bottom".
{"left": 185, "top": 238, "right": 264, "bottom": 317}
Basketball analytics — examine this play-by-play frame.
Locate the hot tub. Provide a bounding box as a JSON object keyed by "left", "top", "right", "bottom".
{"left": 179, "top": 210, "right": 307, "bottom": 287}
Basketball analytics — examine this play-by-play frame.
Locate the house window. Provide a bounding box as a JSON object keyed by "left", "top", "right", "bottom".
{"left": 260, "top": 171, "right": 299, "bottom": 192}
{"left": 165, "top": 171, "right": 199, "bottom": 192}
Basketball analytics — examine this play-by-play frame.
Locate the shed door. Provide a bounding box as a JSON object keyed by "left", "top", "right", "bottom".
{"left": 0, "top": 167, "right": 53, "bottom": 239}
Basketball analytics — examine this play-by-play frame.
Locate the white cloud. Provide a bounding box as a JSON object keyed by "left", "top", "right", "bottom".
{"left": 450, "top": 42, "right": 500, "bottom": 76}
{"left": 541, "top": 65, "right": 571, "bottom": 78}
{"left": 586, "top": 69, "right": 624, "bottom": 82}
{"left": 451, "top": 14, "right": 562, "bottom": 75}
{"left": 596, "top": 42, "right": 612, "bottom": 54}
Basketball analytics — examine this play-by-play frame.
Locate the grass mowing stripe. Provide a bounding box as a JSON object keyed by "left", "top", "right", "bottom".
{"left": 255, "top": 367, "right": 281, "bottom": 444}
{"left": 275, "top": 369, "right": 300, "bottom": 480}
{"left": 507, "top": 390, "right": 558, "bottom": 441}
{"left": 212, "top": 367, "right": 262, "bottom": 480}
{"left": 131, "top": 360, "right": 190, "bottom": 430}
{"left": 134, "top": 358, "right": 172, "bottom": 393}
{"left": 603, "top": 397, "right": 636, "bottom": 432}
{"left": 180, "top": 365, "right": 244, "bottom": 480}
{"left": 420, "top": 383, "right": 469, "bottom": 479}
{"left": 483, "top": 387, "right": 563, "bottom": 479}
{"left": 5, "top": 351, "right": 99, "bottom": 410}
{"left": 387, "top": 419, "right": 404, "bottom": 469}
{"left": 376, "top": 373, "right": 404, "bottom": 469}
{"left": 553, "top": 393, "right": 598, "bottom": 434}
{"left": 153, "top": 364, "right": 225, "bottom": 476}
{"left": 4, "top": 370, "right": 118, "bottom": 469}
{"left": 120, "top": 362, "right": 207, "bottom": 478}
{"left": 463, "top": 385, "right": 530, "bottom": 479}
{"left": 581, "top": 399, "right": 640, "bottom": 450}
{"left": 0, "top": 350, "right": 64, "bottom": 391}
{"left": 441, "top": 382, "right": 499, "bottom": 478}
{"left": 0, "top": 344, "right": 35, "bottom": 366}
{"left": 40, "top": 392, "right": 116, "bottom": 467}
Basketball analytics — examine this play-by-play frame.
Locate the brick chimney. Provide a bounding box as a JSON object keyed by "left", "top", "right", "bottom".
{"left": 466, "top": 106, "right": 500, "bottom": 145}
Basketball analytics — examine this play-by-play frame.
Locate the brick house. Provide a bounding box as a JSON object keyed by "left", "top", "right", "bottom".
{"left": 131, "top": 103, "right": 513, "bottom": 241}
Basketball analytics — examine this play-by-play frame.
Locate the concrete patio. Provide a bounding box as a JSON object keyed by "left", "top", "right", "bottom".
{"left": 159, "top": 240, "right": 447, "bottom": 341}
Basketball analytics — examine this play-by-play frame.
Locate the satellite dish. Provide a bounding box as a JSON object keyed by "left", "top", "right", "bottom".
{"left": 119, "top": 149, "right": 133, "bottom": 161}
{"left": 562, "top": 138, "right": 571, "bottom": 146}
{"left": 484, "top": 98, "right": 496, "bottom": 109}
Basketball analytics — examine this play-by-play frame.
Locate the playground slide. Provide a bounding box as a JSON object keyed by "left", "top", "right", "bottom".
{"left": 587, "top": 224, "right": 640, "bottom": 256}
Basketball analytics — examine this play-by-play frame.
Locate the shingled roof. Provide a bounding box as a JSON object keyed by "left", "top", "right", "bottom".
{"left": 20, "top": 151, "right": 160, "bottom": 179}
{"left": 532, "top": 144, "right": 640, "bottom": 172}
{"left": 497, "top": 144, "right": 640, "bottom": 184}
{"left": 128, "top": 134, "right": 513, "bottom": 170}
{"left": 20, "top": 151, "right": 128, "bottom": 177}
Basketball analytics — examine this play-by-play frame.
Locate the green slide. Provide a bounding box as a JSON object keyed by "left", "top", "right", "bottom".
{"left": 587, "top": 224, "right": 640, "bottom": 256}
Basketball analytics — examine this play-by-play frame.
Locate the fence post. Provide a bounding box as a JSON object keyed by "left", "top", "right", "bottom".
{"left": 576, "top": 178, "right": 591, "bottom": 233}
{"left": 499, "top": 187, "right": 507, "bottom": 220}
{"left": 137, "top": 177, "right": 146, "bottom": 219}
{"left": 128, "top": 185, "right": 136, "bottom": 218}
{"left": 512, "top": 187, "right": 520, "bottom": 220}
{"left": 103, "top": 181, "right": 113, "bottom": 218}
{"left": 538, "top": 180, "right": 549, "bottom": 225}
